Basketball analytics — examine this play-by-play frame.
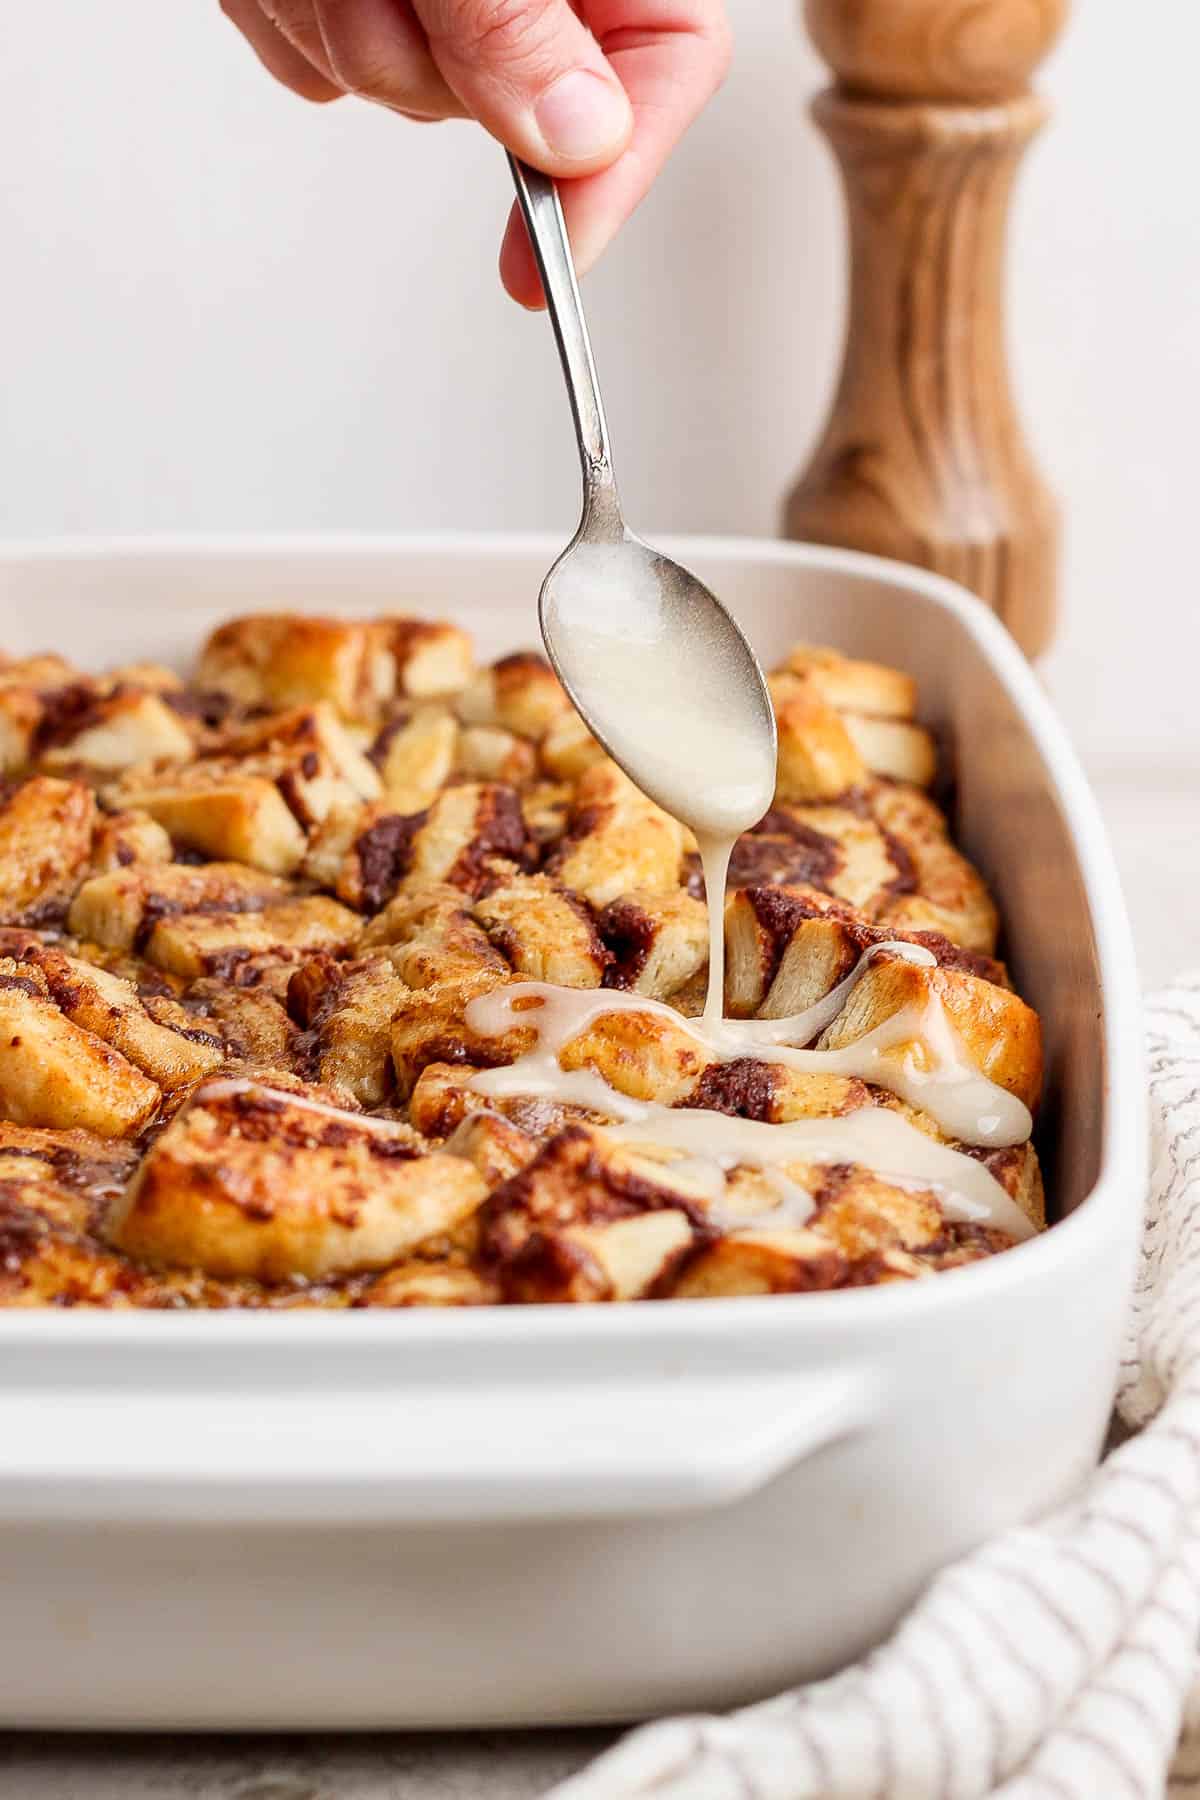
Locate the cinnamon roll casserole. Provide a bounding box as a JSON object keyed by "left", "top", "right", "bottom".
{"left": 0, "top": 613, "right": 1043, "bottom": 1308}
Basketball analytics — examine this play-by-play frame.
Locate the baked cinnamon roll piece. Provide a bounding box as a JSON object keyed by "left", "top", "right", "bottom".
{"left": 141, "top": 895, "right": 362, "bottom": 982}
{"left": 479, "top": 1125, "right": 704, "bottom": 1303}
{"left": 104, "top": 764, "right": 309, "bottom": 875}
{"left": 196, "top": 613, "right": 472, "bottom": 722}
{"left": 770, "top": 646, "right": 938, "bottom": 800}
{"left": 723, "top": 885, "right": 1007, "bottom": 1020}
{"left": 88, "top": 809, "right": 175, "bottom": 874}
{"left": 0, "top": 954, "right": 162, "bottom": 1138}
{"left": 549, "top": 762, "right": 686, "bottom": 907}
{"left": 456, "top": 651, "right": 569, "bottom": 740}
{"left": 389, "top": 970, "right": 522, "bottom": 1100}
{"left": 0, "top": 937, "right": 223, "bottom": 1091}
{"left": 455, "top": 725, "right": 538, "bottom": 786}
{"left": 0, "top": 777, "right": 98, "bottom": 924}
{"left": 865, "top": 780, "right": 999, "bottom": 952}
{"left": 363, "top": 882, "right": 508, "bottom": 988}
{"left": 539, "top": 707, "right": 603, "bottom": 779}
{"left": 37, "top": 687, "right": 196, "bottom": 776}
{"left": 286, "top": 952, "right": 409, "bottom": 1107}
{"left": 110, "top": 1078, "right": 484, "bottom": 1281}
{"left": 369, "top": 705, "right": 458, "bottom": 806}
{"left": 0, "top": 655, "right": 81, "bottom": 773}
{"left": 68, "top": 860, "right": 292, "bottom": 951}
{"left": 316, "top": 782, "right": 531, "bottom": 913}
{"left": 598, "top": 889, "right": 709, "bottom": 999}
{"left": 475, "top": 873, "right": 610, "bottom": 988}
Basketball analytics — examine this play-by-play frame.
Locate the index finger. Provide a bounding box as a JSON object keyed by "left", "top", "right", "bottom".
{"left": 498, "top": 0, "right": 732, "bottom": 305}
{"left": 219, "top": 0, "right": 343, "bottom": 99}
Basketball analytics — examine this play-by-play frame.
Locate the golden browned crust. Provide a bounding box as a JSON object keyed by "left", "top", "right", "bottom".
{"left": 110, "top": 1081, "right": 483, "bottom": 1282}
{"left": 0, "top": 778, "right": 97, "bottom": 922}
{"left": 0, "top": 623, "right": 1041, "bottom": 1307}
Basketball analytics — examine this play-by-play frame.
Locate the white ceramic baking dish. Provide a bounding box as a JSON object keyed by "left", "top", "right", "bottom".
{"left": 0, "top": 534, "right": 1144, "bottom": 1730}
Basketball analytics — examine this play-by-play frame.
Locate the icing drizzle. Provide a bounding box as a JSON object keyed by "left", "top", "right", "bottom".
{"left": 463, "top": 943, "right": 1036, "bottom": 1244}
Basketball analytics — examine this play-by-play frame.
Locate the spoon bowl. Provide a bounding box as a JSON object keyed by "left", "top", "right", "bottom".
{"left": 538, "top": 525, "right": 777, "bottom": 837}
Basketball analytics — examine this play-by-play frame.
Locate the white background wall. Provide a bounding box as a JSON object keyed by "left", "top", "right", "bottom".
{"left": 0, "top": 2, "right": 1196, "bottom": 767}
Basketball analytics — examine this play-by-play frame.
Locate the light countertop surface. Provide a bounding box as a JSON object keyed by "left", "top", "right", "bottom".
{"left": 0, "top": 756, "right": 1192, "bottom": 1800}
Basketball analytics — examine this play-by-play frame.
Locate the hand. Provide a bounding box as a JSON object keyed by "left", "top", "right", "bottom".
{"left": 219, "top": 0, "right": 731, "bottom": 305}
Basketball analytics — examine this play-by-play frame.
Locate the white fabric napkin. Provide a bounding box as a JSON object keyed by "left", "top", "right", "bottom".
{"left": 552, "top": 977, "right": 1200, "bottom": 1800}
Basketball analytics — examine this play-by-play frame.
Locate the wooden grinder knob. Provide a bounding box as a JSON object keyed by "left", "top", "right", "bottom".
{"left": 784, "top": 0, "right": 1066, "bottom": 657}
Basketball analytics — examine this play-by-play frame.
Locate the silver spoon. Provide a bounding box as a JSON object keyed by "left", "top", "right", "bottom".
{"left": 507, "top": 156, "right": 777, "bottom": 842}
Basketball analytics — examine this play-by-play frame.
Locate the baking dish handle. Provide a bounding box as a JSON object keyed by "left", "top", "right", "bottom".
{"left": 0, "top": 1366, "right": 873, "bottom": 1525}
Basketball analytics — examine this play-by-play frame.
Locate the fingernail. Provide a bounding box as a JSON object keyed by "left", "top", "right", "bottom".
{"left": 534, "top": 69, "right": 630, "bottom": 162}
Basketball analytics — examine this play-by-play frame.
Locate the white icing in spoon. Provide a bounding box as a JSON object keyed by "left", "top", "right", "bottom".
{"left": 537, "top": 548, "right": 777, "bottom": 1025}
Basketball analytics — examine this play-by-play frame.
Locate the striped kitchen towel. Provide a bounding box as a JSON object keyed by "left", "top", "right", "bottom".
{"left": 553, "top": 977, "right": 1200, "bottom": 1800}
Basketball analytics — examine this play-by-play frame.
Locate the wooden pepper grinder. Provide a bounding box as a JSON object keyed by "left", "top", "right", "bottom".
{"left": 783, "top": 0, "right": 1066, "bottom": 657}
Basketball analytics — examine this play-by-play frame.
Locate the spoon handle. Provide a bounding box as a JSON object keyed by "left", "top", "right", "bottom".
{"left": 507, "top": 156, "right": 619, "bottom": 523}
